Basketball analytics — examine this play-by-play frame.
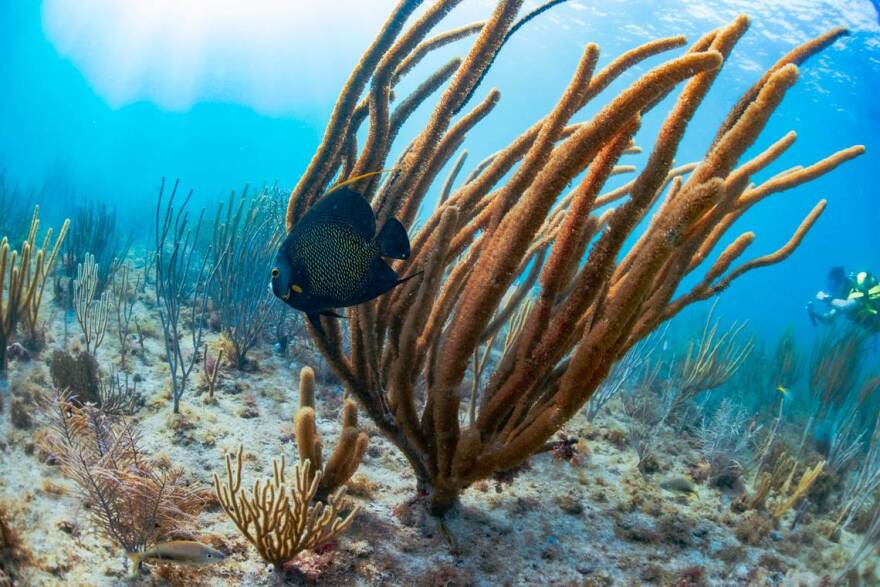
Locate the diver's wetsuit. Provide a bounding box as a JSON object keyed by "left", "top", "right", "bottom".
{"left": 808, "top": 270, "right": 880, "bottom": 333}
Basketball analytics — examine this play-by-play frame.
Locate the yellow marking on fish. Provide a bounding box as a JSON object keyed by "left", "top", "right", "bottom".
{"left": 327, "top": 169, "right": 395, "bottom": 194}
{"left": 776, "top": 386, "right": 789, "bottom": 395}
{"left": 291, "top": 284, "right": 303, "bottom": 294}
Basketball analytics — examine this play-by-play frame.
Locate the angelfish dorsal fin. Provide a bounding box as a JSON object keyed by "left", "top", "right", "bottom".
{"left": 299, "top": 187, "right": 376, "bottom": 240}
{"left": 327, "top": 169, "right": 392, "bottom": 193}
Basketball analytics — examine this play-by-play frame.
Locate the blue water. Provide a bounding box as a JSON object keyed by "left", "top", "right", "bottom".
{"left": 1, "top": 0, "right": 878, "bottom": 345}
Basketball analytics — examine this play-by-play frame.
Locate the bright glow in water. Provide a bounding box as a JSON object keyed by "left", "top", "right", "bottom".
{"left": 41, "top": 0, "right": 397, "bottom": 113}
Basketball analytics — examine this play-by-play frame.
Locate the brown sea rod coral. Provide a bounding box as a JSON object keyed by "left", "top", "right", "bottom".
{"left": 284, "top": 1, "right": 863, "bottom": 514}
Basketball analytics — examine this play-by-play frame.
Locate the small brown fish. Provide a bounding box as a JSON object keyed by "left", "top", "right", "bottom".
{"left": 659, "top": 476, "right": 697, "bottom": 495}
{"left": 127, "top": 540, "right": 226, "bottom": 573}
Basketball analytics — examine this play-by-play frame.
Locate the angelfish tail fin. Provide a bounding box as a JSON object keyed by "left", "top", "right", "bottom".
{"left": 377, "top": 218, "right": 411, "bottom": 260}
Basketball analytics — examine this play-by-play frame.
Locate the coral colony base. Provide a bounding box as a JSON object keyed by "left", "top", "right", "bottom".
{"left": 1, "top": 1, "right": 879, "bottom": 585}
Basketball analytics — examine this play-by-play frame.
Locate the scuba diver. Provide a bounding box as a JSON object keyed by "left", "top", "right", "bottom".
{"left": 807, "top": 267, "right": 880, "bottom": 333}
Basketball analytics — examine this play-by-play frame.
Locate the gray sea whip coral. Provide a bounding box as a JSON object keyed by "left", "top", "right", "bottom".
{"left": 284, "top": 0, "right": 863, "bottom": 514}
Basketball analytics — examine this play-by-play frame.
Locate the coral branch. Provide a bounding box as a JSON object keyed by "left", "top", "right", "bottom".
{"left": 213, "top": 447, "right": 358, "bottom": 570}
{"left": 282, "top": 4, "right": 862, "bottom": 514}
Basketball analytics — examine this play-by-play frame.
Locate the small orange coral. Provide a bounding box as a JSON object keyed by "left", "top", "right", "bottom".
{"left": 294, "top": 366, "right": 369, "bottom": 501}
{"left": 213, "top": 447, "right": 358, "bottom": 570}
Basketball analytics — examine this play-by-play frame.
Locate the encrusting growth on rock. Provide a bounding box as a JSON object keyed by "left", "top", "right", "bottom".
{"left": 282, "top": 1, "right": 863, "bottom": 514}
{"left": 294, "top": 366, "right": 369, "bottom": 502}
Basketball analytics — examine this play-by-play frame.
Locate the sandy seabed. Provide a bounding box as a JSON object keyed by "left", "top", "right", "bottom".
{"left": 0, "top": 286, "right": 873, "bottom": 587}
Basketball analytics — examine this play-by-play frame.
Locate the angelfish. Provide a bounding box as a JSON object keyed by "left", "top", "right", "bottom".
{"left": 127, "top": 541, "right": 226, "bottom": 573}
{"left": 271, "top": 185, "right": 419, "bottom": 330}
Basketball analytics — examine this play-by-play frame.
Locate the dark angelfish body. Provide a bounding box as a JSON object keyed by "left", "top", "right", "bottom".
{"left": 271, "top": 187, "right": 418, "bottom": 331}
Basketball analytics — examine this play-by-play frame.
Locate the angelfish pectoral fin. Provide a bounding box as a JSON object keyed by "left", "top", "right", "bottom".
{"left": 306, "top": 313, "right": 325, "bottom": 335}
{"left": 320, "top": 310, "right": 347, "bottom": 319}
{"left": 394, "top": 271, "right": 424, "bottom": 287}
{"left": 306, "top": 311, "right": 346, "bottom": 336}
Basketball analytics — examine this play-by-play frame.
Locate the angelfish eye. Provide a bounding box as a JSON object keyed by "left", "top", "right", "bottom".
{"left": 290, "top": 284, "right": 303, "bottom": 294}
{"left": 271, "top": 268, "right": 280, "bottom": 279}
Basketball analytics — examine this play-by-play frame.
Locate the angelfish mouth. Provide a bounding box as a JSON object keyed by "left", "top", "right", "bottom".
{"left": 269, "top": 280, "right": 291, "bottom": 300}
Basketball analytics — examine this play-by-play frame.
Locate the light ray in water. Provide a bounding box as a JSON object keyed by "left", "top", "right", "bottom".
{"left": 40, "top": 0, "right": 391, "bottom": 113}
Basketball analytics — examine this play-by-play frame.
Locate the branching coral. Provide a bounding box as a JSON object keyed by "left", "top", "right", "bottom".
{"left": 154, "top": 179, "right": 213, "bottom": 414}
{"left": 668, "top": 303, "right": 754, "bottom": 422}
{"left": 747, "top": 452, "right": 798, "bottom": 511}
{"left": 586, "top": 328, "right": 660, "bottom": 422}
{"left": 809, "top": 326, "right": 867, "bottom": 419}
{"left": 293, "top": 366, "right": 369, "bottom": 501}
{"left": 807, "top": 327, "right": 876, "bottom": 472}
{"left": 110, "top": 261, "right": 141, "bottom": 371}
{"left": 58, "top": 200, "right": 132, "bottom": 309}
{"left": 772, "top": 460, "right": 825, "bottom": 519}
{"left": 744, "top": 452, "right": 825, "bottom": 523}
{"left": 0, "top": 207, "right": 69, "bottom": 374}
{"left": 838, "top": 496, "right": 880, "bottom": 582}
{"left": 771, "top": 327, "right": 800, "bottom": 391}
{"left": 832, "top": 408, "right": 880, "bottom": 534}
{"left": 213, "top": 446, "right": 358, "bottom": 571}
{"left": 43, "top": 392, "right": 203, "bottom": 557}
{"left": 50, "top": 347, "right": 137, "bottom": 415}
{"left": 282, "top": 1, "right": 863, "bottom": 513}
{"left": 210, "top": 185, "right": 285, "bottom": 369}
{"left": 201, "top": 345, "right": 223, "bottom": 401}
{"left": 698, "top": 398, "right": 755, "bottom": 488}
{"left": 73, "top": 253, "right": 110, "bottom": 355}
